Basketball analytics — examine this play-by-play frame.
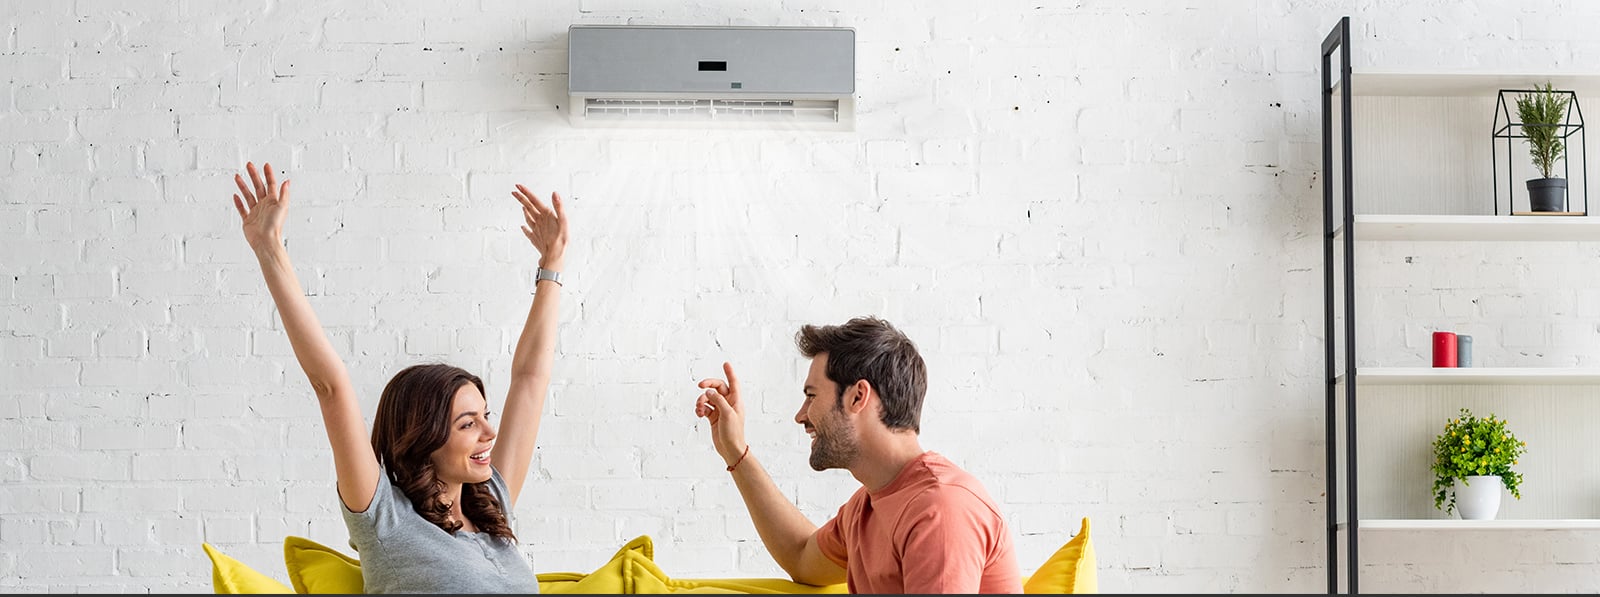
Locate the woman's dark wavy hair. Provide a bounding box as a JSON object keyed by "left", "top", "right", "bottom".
{"left": 370, "top": 363, "right": 515, "bottom": 542}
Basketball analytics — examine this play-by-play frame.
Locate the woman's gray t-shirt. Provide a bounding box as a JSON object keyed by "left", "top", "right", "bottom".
{"left": 340, "top": 467, "right": 540, "bottom": 594}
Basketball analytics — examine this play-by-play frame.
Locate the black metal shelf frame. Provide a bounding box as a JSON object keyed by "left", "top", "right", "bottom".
{"left": 1320, "top": 15, "right": 1357, "bottom": 596}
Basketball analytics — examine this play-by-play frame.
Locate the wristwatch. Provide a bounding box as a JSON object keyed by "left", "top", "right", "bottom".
{"left": 536, "top": 267, "right": 563, "bottom": 286}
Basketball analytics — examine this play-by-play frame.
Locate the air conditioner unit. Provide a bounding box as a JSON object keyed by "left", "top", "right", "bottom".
{"left": 567, "top": 25, "right": 855, "bottom": 130}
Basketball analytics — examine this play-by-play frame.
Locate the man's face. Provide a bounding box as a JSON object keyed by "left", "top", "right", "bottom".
{"left": 796, "top": 353, "right": 860, "bottom": 471}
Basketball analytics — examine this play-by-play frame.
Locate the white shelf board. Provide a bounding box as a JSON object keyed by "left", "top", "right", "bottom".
{"left": 1342, "top": 519, "right": 1600, "bottom": 531}
{"left": 1339, "top": 71, "right": 1600, "bottom": 97}
{"left": 1331, "top": 215, "right": 1600, "bottom": 241}
{"left": 1343, "top": 367, "right": 1600, "bottom": 385}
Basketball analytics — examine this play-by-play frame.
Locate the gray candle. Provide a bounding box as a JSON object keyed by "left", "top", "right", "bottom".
{"left": 1457, "top": 335, "right": 1473, "bottom": 368}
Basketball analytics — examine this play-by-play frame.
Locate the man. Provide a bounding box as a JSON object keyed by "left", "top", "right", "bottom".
{"left": 693, "top": 316, "right": 1022, "bottom": 594}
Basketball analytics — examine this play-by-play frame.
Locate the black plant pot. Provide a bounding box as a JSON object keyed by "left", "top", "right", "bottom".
{"left": 1527, "top": 177, "right": 1568, "bottom": 212}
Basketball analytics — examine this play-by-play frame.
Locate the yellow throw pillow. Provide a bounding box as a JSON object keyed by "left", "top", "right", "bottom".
{"left": 201, "top": 543, "right": 294, "bottom": 594}
{"left": 1023, "top": 516, "right": 1097, "bottom": 594}
{"left": 283, "top": 536, "right": 364, "bottom": 594}
{"left": 545, "top": 534, "right": 672, "bottom": 594}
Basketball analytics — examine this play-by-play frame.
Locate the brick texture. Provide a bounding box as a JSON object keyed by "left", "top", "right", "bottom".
{"left": 4, "top": 0, "right": 1599, "bottom": 592}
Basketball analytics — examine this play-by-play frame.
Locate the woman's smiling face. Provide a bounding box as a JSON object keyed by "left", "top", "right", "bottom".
{"left": 429, "top": 383, "right": 497, "bottom": 485}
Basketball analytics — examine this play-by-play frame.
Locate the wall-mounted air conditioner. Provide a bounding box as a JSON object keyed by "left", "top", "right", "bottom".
{"left": 567, "top": 25, "right": 855, "bottom": 130}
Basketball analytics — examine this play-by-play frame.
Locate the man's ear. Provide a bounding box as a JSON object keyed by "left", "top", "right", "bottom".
{"left": 845, "top": 379, "right": 872, "bottom": 414}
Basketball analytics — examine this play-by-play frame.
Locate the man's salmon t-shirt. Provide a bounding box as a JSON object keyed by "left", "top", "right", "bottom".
{"left": 814, "top": 451, "right": 1022, "bottom": 594}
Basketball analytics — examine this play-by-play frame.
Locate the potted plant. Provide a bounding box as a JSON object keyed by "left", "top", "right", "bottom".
{"left": 1431, "top": 408, "right": 1527, "bottom": 519}
{"left": 1515, "top": 82, "right": 1571, "bottom": 212}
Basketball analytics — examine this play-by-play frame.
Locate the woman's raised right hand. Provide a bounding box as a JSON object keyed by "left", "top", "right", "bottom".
{"left": 231, "top": 161, "right": 291, "bottom": 253}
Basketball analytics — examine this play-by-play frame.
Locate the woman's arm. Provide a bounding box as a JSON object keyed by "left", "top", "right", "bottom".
{"left": 491, "top": 184, "right": 568, "bottom": 508}
{"left": 232, "top": 162, "right": 379, "bottom": 513}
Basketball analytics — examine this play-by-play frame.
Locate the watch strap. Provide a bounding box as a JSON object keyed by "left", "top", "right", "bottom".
{"left": 536, "top": 267, "right": 563, "bottom": 286}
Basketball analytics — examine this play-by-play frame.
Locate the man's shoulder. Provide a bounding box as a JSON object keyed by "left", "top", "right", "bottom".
{"left": 904, "top": 453, "right": 1002, "bottom": 511}
{"left": 919, "top": 452, "right": 993, "bottom": 489}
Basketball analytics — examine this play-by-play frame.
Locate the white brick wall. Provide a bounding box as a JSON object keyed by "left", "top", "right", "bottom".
{"left": 4, "top": 0, "right": 1600, "bottom": 593}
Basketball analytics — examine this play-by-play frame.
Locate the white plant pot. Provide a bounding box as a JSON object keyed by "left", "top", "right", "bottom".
{"left": 1454, "top": 475, "right": 1503, "bottom": 520}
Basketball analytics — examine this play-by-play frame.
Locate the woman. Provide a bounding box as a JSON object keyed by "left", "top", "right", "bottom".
{"left": 231, "top": 162, "right": 567, "bottom": 593}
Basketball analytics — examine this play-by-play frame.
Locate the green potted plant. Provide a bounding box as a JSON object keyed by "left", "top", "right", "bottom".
{"left": 1431, "top": 408, "right": 1527, "bottom": 519}
{"left": 1515, "top": 82, "right": 1571, "bottom": 212}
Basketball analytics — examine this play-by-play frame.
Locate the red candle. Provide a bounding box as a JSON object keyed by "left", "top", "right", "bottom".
{"left": 1432, "top": 331, "right": 1458, "bottom": 367}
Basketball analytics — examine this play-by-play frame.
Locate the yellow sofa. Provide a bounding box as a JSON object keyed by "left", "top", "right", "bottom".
{"left": 205, "top": 517, "right": 1095, "bottom": 594}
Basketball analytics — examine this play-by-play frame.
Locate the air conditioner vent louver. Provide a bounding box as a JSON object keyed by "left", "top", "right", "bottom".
{"left": 568, "top": 25, "right": 855, "bottom": 130}
{"left": 581, "top": 98, "right": 844, "bottom": 124}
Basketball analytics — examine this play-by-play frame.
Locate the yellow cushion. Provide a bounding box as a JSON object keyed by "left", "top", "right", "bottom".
{"left": 201, "top": 543, "right": 294, "bottom": 594}
{"left": 1023, "top": 516, "right": 1097, "bottom": 594}
{"left": 544, "top": 534, "right": 662, "bottom": 594}
{"left": 282, "top": 536, "right": 363, "bottom": 594}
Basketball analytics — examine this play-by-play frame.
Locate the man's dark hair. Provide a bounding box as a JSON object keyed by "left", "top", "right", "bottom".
{"left": 795, "top": 316, "right": 927, "bottom": 433}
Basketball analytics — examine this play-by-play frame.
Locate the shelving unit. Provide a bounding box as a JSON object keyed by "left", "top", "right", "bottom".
{"left": 1321, "top": 16, "right": 1600, "bottom": 595}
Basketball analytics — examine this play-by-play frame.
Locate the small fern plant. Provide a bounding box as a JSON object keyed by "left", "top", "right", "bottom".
{"left": 1515, "top": 82, "right": 1569, "bottom": 179}
{"left": 1431, "top": 408, "right": 1527, "bottom": 516}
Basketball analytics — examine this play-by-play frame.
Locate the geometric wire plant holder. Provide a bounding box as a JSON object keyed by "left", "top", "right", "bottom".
{"left": 1492, "top": 88, "right": 1587, "bottom": 215}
